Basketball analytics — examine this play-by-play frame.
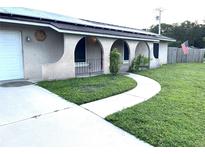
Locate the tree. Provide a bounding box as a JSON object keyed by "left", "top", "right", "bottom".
{"left": 149, "top": 21, "right": 205, "bottom": 48}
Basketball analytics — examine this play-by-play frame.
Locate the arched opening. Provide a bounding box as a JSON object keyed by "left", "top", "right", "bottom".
{"left": 74, "top": 36, "right": 103, "bottom": 76}
{"left": 135, "top": 41, "right": 150, "bottom": 58}
{"left": 111, "top": 39, "right": 130, "bottom": 72}
{"left": 135, "top": 41, "right": 150, "bottom": 68}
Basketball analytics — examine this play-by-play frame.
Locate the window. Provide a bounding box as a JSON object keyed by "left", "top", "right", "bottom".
{"left": 75, "top": 38, "right": 85, "bottom": 62}
{"left": 124, "top": 42, "right": 129, "bottom": 60}
{"left": 153, "top": 43, "right": 159, "bottom": 59}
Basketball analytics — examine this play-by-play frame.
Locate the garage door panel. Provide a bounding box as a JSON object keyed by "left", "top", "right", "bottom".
{"left": 0, "top": 31, "right": 23, "bottom": 81}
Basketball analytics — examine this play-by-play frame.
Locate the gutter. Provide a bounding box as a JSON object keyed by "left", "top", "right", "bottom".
{"left": 158, "top": 36, "right": 176, "bottom": 42}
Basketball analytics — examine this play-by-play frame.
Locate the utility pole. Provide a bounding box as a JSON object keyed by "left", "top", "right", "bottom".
{"left": 155, "top": 8, "right": 164, "bottom": 35}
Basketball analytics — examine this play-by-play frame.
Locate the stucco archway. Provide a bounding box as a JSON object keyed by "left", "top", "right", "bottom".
{"left": 74, "top": 36, "right": 104, "bottom": 76}
{"left": 111, "top": 39, "right": 130, "bottom": 72}
{"left": 135, "top": 41, "right": 150, "bottom": 58}
{"left": 135, "top": 41, "right": 150, "bottom": 68}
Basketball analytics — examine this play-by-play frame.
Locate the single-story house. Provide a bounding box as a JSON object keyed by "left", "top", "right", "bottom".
{"left": 0, "top": 7, "right": 175, "bottom": 81}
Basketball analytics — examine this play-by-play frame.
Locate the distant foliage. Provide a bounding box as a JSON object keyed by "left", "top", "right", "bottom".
{"left": 129, "top": 54, "right": 149, "bottom": 72}
{"left": 110, "top": 48, "right": 121, "bottom": 75}
{"left": 150, "top": 21, "right": 205, "bottom": 48}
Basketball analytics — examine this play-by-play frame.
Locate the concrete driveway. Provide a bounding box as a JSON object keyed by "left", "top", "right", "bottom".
{"left": 0, "top": 84, "right": 149, "bottom": 147}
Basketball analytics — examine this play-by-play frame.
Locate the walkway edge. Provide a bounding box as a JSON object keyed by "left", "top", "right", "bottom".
{"left": 81, "top": 73, "right": 161, "bottom": 118}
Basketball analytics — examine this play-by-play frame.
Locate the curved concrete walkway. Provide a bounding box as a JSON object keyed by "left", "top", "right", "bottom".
{"left": 0, "top": 84, "right": 150, "bottom": 146}
{"left": 0, "top": 73, "right": 160, "bottom": 146}
{"left": 82, "top": 73, "right": 161, "bottom": 118}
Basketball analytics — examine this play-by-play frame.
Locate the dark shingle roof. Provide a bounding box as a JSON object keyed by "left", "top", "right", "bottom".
{"left": 51, "top": 22, "right": 159, "bottom": 40}
{"left": 0, "top": 7, "right": 175, "bottom": 42}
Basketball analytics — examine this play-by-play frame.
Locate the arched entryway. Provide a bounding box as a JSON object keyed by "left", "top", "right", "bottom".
{"left": 135, "top": 41, "right": 150, "bottom": 67}
{"left": 111, "top": 39, "right": 130, "bottom": 72}
{"left": 135, "top": 42, "right": 150, "bottom": 58}
{"left": 75, "top": 36, "right": 103, "bottom": 76}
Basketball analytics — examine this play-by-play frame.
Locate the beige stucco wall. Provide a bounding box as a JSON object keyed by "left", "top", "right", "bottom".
{"left": 135, "top": 41, "right": 149, "bottom": 57}
{"left": 128, "top": 41, "right": 169, "bottom": 69}
{"left": 42, "top": 34, "right": 83, "bottom": 80}
{"left": 149, "top": 42, "right": 169, "bottom": 68}
{"left": 97, "top": 37, "right": 116, "bottom": 74}
{"left": 149, "top": 42, "right": 160, "bottom": 68}
{"left": 0, "top": 23, "right": 63, "bottom": 80}
{"left": 127, "top": 40, "right": 139, "bottom": 63}
{"left": 159, "top": 42, "right": 168, "bottom": 64}
{"left": 0, "top": 22, "right": 169, "bottom": 80}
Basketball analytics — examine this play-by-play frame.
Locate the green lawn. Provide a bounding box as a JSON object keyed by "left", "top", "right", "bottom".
{"left": 38, "top": 74, "right": 136, "bottom": 105}
{"left": 106, "top": 63, "right": 205, "bottom": 147}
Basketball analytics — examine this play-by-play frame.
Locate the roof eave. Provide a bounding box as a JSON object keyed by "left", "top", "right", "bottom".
{"left": 160, "top": 38, "right": 176, "bottom": 42}
{"left": 0, "top": 18, "right": 160, "bottom": 42}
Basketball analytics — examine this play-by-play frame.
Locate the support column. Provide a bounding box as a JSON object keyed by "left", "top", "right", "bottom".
{"left": 97, "top": 37, "right": 116, "bottom": 74}
{"left": 148, "top": 42, "right": 160, "bottom": 68}
{"left": 127, "top": 40, "right": 139, "bottom": 66}
{"left": 42, "top": 34, "right": 82, "bottom": 80}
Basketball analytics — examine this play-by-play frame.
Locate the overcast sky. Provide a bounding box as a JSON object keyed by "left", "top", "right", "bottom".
{"left": 0, "top": 0, "right": 205, "bottom": 29}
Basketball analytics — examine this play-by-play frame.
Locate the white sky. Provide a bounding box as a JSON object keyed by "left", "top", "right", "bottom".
{"left": 0, "top": 0, "right": 205, "bottom": 29}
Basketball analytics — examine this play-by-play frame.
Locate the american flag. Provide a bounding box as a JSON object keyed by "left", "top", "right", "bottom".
{"left": 181, "top": 41, "right": 189, "bottom": 55}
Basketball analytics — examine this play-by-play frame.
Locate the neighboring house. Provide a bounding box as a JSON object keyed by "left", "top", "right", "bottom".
{"left": 0, "top": 7, "right": 175, "bottom": 81}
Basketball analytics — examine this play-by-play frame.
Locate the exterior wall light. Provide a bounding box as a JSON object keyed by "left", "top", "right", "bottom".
{"left": 26, "top": 36, "right": 32, "bottom": 42}
{"left": 88, "top": 37, "right": 97, "bottom": 44}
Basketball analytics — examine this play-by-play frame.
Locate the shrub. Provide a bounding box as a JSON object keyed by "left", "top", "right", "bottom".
{"left": 129, "top": 54, "right": 149, "bottom": 72}
{"left": 110, "top": 48, "right": 121, "bottom": 75}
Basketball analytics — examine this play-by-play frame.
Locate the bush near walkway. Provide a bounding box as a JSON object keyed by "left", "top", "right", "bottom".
{"left": 129, "top": 54, "right": 149, "bottom": 72}
{"left": 110, "top": 48, "right": 121, "bottom": 75}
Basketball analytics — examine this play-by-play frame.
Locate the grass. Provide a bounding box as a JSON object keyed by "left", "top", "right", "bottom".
{"left": 106, "top": 63, "right": 205, "bottom": 147}
{"left": 38, "top": 74, "right": 137, "bottom": 105}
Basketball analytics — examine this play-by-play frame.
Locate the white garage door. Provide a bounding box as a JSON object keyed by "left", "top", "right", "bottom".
{"left": 0, "top": 31, "right": 24, "bottom": 81}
